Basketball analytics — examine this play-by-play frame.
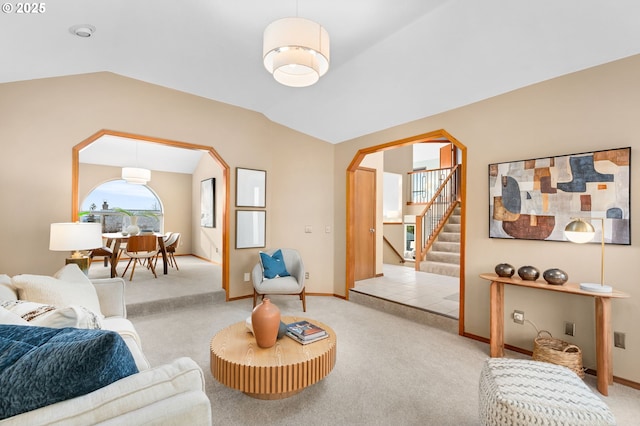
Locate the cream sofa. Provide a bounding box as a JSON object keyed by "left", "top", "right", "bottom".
{"left": 0, "top": 267, "right": 212, "bottom": 425}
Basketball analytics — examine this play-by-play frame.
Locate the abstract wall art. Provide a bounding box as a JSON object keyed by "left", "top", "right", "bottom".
{"left": 489, "top": 147, "right": 630, "bottom": 244}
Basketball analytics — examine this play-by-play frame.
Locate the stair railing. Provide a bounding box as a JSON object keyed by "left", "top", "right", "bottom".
{"left": 414, "top": 164, "right": 460, "bottom": 268}
{"left": 383, "top": 235, "right": 406, "bottom": 264}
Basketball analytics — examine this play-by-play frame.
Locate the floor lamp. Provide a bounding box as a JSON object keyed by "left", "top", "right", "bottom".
{"left": 564, "top": 217, "right": 613, "bottom": 293}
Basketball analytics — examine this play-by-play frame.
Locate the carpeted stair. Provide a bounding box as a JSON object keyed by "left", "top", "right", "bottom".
{"left": 420, "top": 207, "right": 460, "bottom": 277}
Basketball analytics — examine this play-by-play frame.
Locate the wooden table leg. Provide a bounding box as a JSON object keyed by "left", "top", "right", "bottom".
{"left": 595, "top": 297, "right": 612, "bottom": 396}
{"left": 490, "top": 281, "right": 505, "bottom": 357}
{"left": 157, "top": 237, "right": 168, "bottom": 275}
{"left": 110, "top": 238, "right": 120, "bottom": 278}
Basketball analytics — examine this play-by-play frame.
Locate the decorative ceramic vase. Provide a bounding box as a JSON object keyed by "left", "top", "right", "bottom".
{"left": 125, "top": 216, "right": 140, "bottom": 235}
{"left": 495, "top": 263, "right": 515, "bottom": 278}
{"left": 518, "top": 265, "right": 540, "bottom": 281}
{"left": 251, "top": 298, "right": 281, "bottom": 348}
{"left": 543, "top": 268, "right": 569, "bottom": 285}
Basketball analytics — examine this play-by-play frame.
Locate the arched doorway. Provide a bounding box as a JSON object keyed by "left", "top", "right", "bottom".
{"left": 71, "top": 129, "right": 230, "bottom": 296}
{"left": 346, "top": 129, "right": 467, "bottom": 334}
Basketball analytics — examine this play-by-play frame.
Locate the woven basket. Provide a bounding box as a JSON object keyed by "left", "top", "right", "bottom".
{"left": 532, "top": 330, "right": 585, "bottom": 378}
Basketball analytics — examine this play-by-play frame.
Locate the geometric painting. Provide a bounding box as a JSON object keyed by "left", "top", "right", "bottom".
{"left": 489, "top": 147, "right": 630, "bottom": 244}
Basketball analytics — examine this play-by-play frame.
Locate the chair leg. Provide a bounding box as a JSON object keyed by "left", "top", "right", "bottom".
{"left": 148, "top": 256, "right": 158, "bottom": 278}
{"left": 300, "top": 288, "right": 306, "bottom": 312}
{"left": 253, "top": 289, "right": 257, "bottom": 308}
{"left": 171, "top": 253, "right": 179, "bottom": 270}
{"left": 129, "top": 259, "right": 138, "bottom": 281}
{"left": 122, "top": 259, "right": 133, "bottom": 277}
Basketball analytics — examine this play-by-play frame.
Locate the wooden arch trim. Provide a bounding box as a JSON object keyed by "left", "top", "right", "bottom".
{"left": 345, "top": 129, "right": 467, "bottom": 334}
{"left": 72, "top": 129, "right": 230, "bottom": 294}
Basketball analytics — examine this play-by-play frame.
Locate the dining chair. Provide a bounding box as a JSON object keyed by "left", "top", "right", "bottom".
{"left": 121, "top": 235, "right": 159, "bottom": 281}
{"left": 89, "top": 238, "right": 117, "bottom": 268}
{"left": 155, "top": 232, "right": 180, "bottom": 270}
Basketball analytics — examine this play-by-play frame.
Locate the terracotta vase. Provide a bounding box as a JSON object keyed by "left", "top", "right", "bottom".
{"left": 251, "top": 298, "right": 281, "bottom": 348}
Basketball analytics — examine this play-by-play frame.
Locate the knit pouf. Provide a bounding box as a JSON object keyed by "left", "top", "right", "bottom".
{"left": 479, "top": 358, "right": 616, "bottom": 426}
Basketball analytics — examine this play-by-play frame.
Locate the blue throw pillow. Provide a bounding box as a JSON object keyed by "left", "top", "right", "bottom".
{"left": 0, "top": 325, "right": 138, "bottom": 419}
{"left": 260, "top": 249, "right": 290, "bottom": 279}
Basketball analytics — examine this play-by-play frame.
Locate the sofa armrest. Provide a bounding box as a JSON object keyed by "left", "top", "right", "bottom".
{"left": 91, "top": 278, "right": 127, "bottom": 318}
{"left": 0, "top": 357, "right": 211, "bottom": 426}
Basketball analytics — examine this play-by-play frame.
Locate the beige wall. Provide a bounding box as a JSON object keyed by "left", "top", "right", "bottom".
{"left": 335, "top": 55, "right": 640, "bottom": 383}
{"left": 192, "top": 154, "right": 223, "bottom": 263}
{"left": 383, "top": 145, "right": 415, "bottom": 264}
{"left": 0, "top": 72, "right": 335, "bottom": 300}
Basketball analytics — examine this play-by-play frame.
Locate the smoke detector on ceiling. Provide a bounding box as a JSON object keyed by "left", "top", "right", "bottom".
{"left": 69, "top": 25, "right": 96, "bottom": 38}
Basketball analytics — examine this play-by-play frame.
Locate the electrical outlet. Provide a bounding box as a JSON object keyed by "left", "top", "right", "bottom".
{"left": 564, "top": 321, "right": 575, "bottom": 337}
{"left": 305, "top": 272, "right": 309, "bottom": 279}
{"left": 243, "top": 272, "right": 250, "bottom": 282}
{"left": 614, "top": 332, "right": 626, "bottom": 349}
{"left": 513, "top": 310, "right": 525, "bottom": 324}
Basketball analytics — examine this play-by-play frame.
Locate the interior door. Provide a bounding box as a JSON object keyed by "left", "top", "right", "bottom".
{"left": 354, "top": 167, "right": 376, "bottom": 281}
{"left": 440, "top": 143, "right": 454, "bottom": 168}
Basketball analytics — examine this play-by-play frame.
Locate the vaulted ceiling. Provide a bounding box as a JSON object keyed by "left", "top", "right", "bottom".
{"left": 3, "top": 0, "right": 640, "bottom": 146}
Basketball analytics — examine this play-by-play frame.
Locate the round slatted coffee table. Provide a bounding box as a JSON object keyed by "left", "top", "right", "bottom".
{"left": 210, "top": 316, "right": 337, "bottom": 400}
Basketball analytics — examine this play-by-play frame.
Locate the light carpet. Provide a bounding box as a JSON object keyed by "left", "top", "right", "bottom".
{"left": 129, "top": 294, "right": 640, "bottom": 425}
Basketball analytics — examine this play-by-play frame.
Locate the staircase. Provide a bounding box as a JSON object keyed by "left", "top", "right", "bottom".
{"left": 420, "top": 207, "right": 460, "bottom": 277}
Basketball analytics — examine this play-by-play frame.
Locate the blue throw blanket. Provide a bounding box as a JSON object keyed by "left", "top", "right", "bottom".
{"left": 0, "top": 325, "right": 138, "bottom": 419}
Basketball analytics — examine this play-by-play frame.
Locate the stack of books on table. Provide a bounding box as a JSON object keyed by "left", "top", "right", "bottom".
{"left": 285, "top": 320, "right": 329, "bottom": 345}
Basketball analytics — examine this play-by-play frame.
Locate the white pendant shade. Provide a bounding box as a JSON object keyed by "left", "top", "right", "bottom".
{"left": 122, "top": 167, "right": 151, "bottom": 185}
{"left": 263, "top": 17, "right": 330, "bottom": 88}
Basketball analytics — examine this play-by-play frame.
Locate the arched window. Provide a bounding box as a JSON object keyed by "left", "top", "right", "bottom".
{"left": 80, "top": 179, "right": 163, "bottom": 233}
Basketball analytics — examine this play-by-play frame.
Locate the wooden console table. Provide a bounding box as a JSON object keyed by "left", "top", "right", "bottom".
{"left": 479, "top": 273, "right": 629, "bottom": 396}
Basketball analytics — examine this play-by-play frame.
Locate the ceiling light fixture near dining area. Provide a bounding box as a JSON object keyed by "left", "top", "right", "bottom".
{"left": 122, "top": 142, "right": 151, "bottom": 185}
{"left": 122, "top": 167, "right": 151, "bottom": 185}
{"left": 263, "top": 17, "right": 330, "bottom": 88}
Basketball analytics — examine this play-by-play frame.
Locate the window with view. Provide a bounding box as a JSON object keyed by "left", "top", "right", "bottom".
{"left": 81, "top": 179, "right": 163, "bottom": 233}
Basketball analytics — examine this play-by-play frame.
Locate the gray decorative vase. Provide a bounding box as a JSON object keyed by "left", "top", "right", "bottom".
{"left": 543, "top": 268, "right": 568, "bottom": 285}
{"left": 518, "top": 265, "right": 540, "bottom": 281}
{"left": 495, "top": 263, "right": 515, "bottom": 278}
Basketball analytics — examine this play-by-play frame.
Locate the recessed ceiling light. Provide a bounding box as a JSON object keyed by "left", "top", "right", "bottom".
{"left": 69, "top": 24, "right": 96, "bottom": 38}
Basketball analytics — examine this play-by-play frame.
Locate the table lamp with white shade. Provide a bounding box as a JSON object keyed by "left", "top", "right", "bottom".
{"left": 49, "top": 222, "right": 103, "bottom": 274}
{"left": 564, "top": 217, "right": 612, "bottom": 293}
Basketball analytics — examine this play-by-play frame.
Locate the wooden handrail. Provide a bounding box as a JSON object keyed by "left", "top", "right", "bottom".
{"left": 418, "top": 164, "right": 459, "bottom": 217}
{"left": 420, "top": 201, "right": 459, "bottom": 257}
{"left": 414, "top": 165, "right": 460, "bottom": 265}
{"left": 383, "top": 236, "right": 406, "bottom": 264}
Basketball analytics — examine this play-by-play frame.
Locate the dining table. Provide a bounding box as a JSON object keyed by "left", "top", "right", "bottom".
{"left": 102, "top": 232, "right": 168, "bottom": 278}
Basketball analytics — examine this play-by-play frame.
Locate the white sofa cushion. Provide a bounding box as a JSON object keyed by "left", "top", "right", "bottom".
{"left": 0, "top": 300, "right": 101, "bottom": 329}
{"left": 0, "top": 357, "right": 211, "bottom": 426}
{"left": 0, "top": 275, "right": 16, "bottom": 302}
{"left": 0, "top": 307, "right": 29, "bottom": 325}
{"left": 11, "top": 265, "right": 103, "bottom": 319}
